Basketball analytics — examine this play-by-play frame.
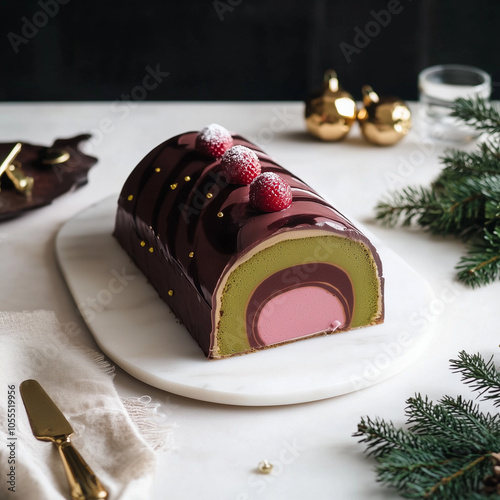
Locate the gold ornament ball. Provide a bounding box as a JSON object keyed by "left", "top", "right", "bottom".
{"left": 357, "top": 86, "right": 412, "bottom": 146}
{"left": 305, "top": 70, "right": 357, "bottom": 141}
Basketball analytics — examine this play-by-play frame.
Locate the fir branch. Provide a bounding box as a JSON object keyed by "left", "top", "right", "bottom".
{"left": 406, "top": 394, "right": 500, "bottom": 453}
{"left": 375, "top": 186, "right": 440, "bottom": 229}
{"left": 376, "top": 449, "right": 492, "bottom": 499}
{"left": 375, "top": 177, "right": 500, "bottom": 237}
{"left": 420, "top": 453, "right": 491, "bottom": 499}
{"left": 451, "top": 351, "right": 500, "bottom": 406}
{"left": 450, "top": 98, "right": 500, "bottom": 134}
{"left": 355, "top": 352, "right": 500, "bottom": 498}
{"left": 355, "top": 416, "right": 444, "bottom": 458}
{"left": 438, "top": 148, "right": 500, "bottom": 183}
{"left": 375, "top": 96, "right": 500, "bottom": 287}
{"left": 456, "top": 227, "right": 500, "bottom": 287}
{"left": 438, "top": 395, "right": 500, "bottom": 447}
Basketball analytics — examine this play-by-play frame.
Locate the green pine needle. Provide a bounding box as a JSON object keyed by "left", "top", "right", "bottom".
{"left": 451, "top": 351, "right": 500, "bottom": 406}
{"left": 375, "top": 177, "right": 500, "bottom": 237}
{"left": 456, "top": 227, "right": 500, "bottom": 287}
{"left": 354, "top": 352, "right": 500, "bottom": 498}
{"left": 450, "top": 98, "right": 500, "bottom": 133}
{"left": 375, "top": 97, "right": 500, "bottom": 287}
{"left": 438, "top": 147, "right": 500, "bottom": 182}
{"left": 406, "top": 393, "right": 500, "bottom": 452}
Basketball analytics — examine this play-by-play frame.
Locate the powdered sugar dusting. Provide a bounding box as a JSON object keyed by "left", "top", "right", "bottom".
{"left": 198, "top": 123, "right": 231, "bottom": 143}
{"left": 256, "top": 172, "right": 280, "bottom": 183}
{"left": 222, "top": 145, "right": 259, "bottom": 164}
{"left": 221, "top": 145, "right": 261, "bottom": 184}
{"left": 195, "top": 123, "right": 233, "bottom": 157}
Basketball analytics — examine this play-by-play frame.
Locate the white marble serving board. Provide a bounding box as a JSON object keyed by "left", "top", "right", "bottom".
{"left": 55, "top": 195, "right": 434, "bottom": 406}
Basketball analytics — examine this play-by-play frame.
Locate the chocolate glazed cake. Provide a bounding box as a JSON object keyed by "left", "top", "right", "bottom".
{"left": 114, "top": 128, "right": 384, "bottom": 359}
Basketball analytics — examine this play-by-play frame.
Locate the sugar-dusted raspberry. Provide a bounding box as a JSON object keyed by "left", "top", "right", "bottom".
{"left": 220, "top": 145, "right": 261, "bottom": 185}
{"left": 195, "top": 124, "right": 233, "bottom": 158}
{"left": 249, "top": 172, "right": 293, "bottom": 212}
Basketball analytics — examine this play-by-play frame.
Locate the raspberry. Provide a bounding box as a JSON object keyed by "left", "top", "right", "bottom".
{"left": 195, "top": 124, "right": 233, "bottom": 158}
{"left": 249, "top": 172, "right": 293, "bottom": 212}
{"left": 220, "top": 145, "right": 261, "bottom": 185}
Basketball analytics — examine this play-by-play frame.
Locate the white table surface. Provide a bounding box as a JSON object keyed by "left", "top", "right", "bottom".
{"left": 1, "top": 102, "right": 499, "bottom": 500}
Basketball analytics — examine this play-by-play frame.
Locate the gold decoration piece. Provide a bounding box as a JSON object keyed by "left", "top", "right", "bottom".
{"left": 0, "top": 144, "right": 34, "bottom": 198}
{"left": 357, "top": 85, "right": 412, "bottom": 146}
{"left": 189, "top": 251, "right": 194, "bottom": 258}
{"left": 217, "top": 211, "right": 224, "bottom": 218}
{"left": 155, "top": 167, "right": 161, "bottom": 173}
{"left": 305, "top": 70, "right": 357, "bottom": 141}
{"left": 168, "top": 289, "right": 174, "bottom": 296}
{"left": 184, "top": 176, "right": 191, "bottom": 182}
{"left": 0, "top": 143, "right": 23, "bottom": 180}
{"left": 258, "top": 460, "right": 273, "bottom": 474}
{"left": 6, "top": 161, "right": 34, "bottom": 197}
{"left": 206, "top": 193, "right": 213, "bottom": 199}
{"left": 127, "top": 195, "right": 134, "bottom": 201}
{"left": 149, "top": 247, "right": 154, "bottom": 253}
{"left": 140, "top": 241, "right": 146, "bottom": 247}
{"left": 170, "top": 183, "right": 178, "bottom": 190}
{"left": 41, "top": 148, "right": 70, "bottom": 165}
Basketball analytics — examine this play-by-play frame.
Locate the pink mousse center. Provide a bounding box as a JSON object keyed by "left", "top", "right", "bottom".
{"left": 256, "top": 286, "right": 346, "bottom": 346}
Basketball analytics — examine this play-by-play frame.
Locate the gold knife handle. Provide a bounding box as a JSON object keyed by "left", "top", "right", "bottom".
{"left": 55, "top": 436, "right": 108, "bottom": 500}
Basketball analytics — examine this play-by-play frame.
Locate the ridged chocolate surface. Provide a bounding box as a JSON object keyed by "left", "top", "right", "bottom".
{"left": 115, "top": 132, "right": 383, "bottom": 311}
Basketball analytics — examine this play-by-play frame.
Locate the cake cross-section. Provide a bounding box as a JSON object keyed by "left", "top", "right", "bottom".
{"left": 114, "top": 126, "right": 384, "bottom": 359}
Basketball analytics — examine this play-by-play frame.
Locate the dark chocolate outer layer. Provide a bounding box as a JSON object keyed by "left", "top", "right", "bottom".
{"left": 114, "top": 132, "right": 384, "bottom": 356}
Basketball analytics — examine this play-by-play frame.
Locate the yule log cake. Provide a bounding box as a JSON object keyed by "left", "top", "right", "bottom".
{"left": 114, "top": 124, "right": 384, "bottom": 359}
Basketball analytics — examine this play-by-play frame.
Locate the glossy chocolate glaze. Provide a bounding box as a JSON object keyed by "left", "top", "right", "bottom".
{"left": 114, "top": 131, "right": 384, "bottom": 356}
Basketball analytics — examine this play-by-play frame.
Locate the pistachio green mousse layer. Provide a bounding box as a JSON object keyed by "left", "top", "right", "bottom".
{"left": 215, "top": 233, "right": 382, "bottom": 357}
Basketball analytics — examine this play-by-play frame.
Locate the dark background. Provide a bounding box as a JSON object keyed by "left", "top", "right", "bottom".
{"left": 2, "top": 0, "right": 499, "bottom": 102}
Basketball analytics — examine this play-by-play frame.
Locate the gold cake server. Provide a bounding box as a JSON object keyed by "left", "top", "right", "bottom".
{"left": 20, "top": 380, "right": 108, "bottom": 500}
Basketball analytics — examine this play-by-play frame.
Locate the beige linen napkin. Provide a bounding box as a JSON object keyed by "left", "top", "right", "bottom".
{"left": 0, "top": 310, "right": 173, "bottom": 500}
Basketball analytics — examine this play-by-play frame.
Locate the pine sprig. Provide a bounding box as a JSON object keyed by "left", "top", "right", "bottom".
{"left": 451, "top": 351, "right": 500, "bottom": 406}
{"left": 376, "top": 449, "right": 492, "bottom": 499}
{"left": 376, "top": 177, "right": 500, "bottom": 237}
{"left": 354, "top": 352, "right": 500, "bottom": 498}
{"left": 375, "top": 186, "right": 441, "bottom": 229}
{"left": 357, "top": 415, "right": 438, "bottom": 458}
{"left": 456, "top": 227, "right": 500, "bottom": 287}
{"left": 438, "top": 147, "right": 500, "bottom": 182}
{"left": 375, "top": 97, "right": 500, "bottom": 287}
{"left": 406, "top": 394, "right": 500, "bottom": 452}
{"left": 450, "top": 98, "right": 500, "bottom": 133}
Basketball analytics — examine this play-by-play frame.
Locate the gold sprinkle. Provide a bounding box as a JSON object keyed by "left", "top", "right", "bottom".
{"left": 170, "top": 183, "right": 178, "bottom": 190}
{"left": 155, "top": 167, "right": 161, "bottom": 173}
{"left": 217, "top": 211, "right": 224, "bottom": 218}
{"left": 184, "top": 175, "right": 191, "bottom": 182}
{"left": 140, "top": 241, "right": 146, "bottom": 247}
{"left": 206, "top": 192, "right": 213, "bottom": 199}
{"left": 127, "top": 195, "right": 134, "bottom": 201}
{"left": 168, "top": 289, "right": 174, "bottom": 296}
{"left": 258, "top": 460, "right": 273, "bottom": 474}
{"left": 189, "top": 251, "right": 194, "bottom": 258}
{"left": 149, "top": 247, "right": 154, "bottom": 253}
